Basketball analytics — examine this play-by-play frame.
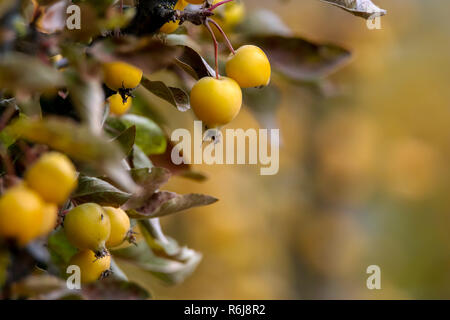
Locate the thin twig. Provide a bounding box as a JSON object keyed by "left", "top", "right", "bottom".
{"left": 0, "top": 151, "right": 15, "bottom": 178}
{"left": 17, "top": 141, "right": 34, "bottom": 168}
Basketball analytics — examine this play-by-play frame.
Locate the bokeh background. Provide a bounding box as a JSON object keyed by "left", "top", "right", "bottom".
{"left": 122, "top": 0, "right": 450, "bottom": 299}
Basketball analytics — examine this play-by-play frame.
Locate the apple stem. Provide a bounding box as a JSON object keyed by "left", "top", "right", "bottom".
{"left": 204, "top": 20, "right": 220, "bottom": 79}
{"left": 208, "top": 0, "right": 235, "bottom": 12}
{"left": 0, "top": 150, "right": 15, "bottom": 178}
{"left": 207, "top": 18, "right": 236, "bottom": 55}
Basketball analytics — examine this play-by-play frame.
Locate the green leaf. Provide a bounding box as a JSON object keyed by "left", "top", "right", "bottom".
{"left": 72, "top": 175, "right": 132, "bottom": 207}
{"left": 244, "top": 35, "right": 351, "bottom": 82}
{"left": 47, "top": 228, "right": 78, "bottom": 270}
{"left": 6, "top": 117, "right": 137, "bottom": 193}
{"left": 112, "top": 125, "right": 136, "bottom": 156}
{"left": 0, "top": 130, "right": 16, "bottom": 149}
{"left": 107, "top": 114, "right": 167, "bottom": 156}
{"left": 141, "top": 77, "right": 190, "bottom": 112}
{"left": 127, "top": 191, "right": 218, "bottom": 219}
{"left": 320, "top": 0, "right": 387, "bottom": 19}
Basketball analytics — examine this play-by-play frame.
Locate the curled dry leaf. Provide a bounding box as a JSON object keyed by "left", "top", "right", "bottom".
{"left": 320, "top": 0, "right": 387, "bottom": 19}
{"left": 174, "top": 45, "right": 215, "bottom": 80}
{"left": 127, "top": 191, "right": 218, "bottom": 219}
{"left": 141, "top": 77, "right": 190, "bottom": 112}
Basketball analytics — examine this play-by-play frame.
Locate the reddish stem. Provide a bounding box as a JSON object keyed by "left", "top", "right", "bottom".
{"left": 16, "top": 141, "right": 35, "bottom": 171}
{"left": 207, "top": 18, "right": 236, "bottom": 55}
{"left": 0, "top": 152, "right": 15, "bottom": 178}
{"left": 208, "top": 0, "right": 235, "bottom": 12}
{"left": 204, "top": 20, "right": 220, "bottom": 79}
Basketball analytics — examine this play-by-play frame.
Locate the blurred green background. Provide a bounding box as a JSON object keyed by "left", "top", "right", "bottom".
{"left": 124, "top": 0, "right": 450, "bottom": 299}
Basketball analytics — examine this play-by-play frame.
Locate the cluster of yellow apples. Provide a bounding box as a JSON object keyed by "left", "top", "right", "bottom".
{"left": 64, "top": 204, "right": 134, "bottom": 283}
{"left": 167, "top": 0, "right": 271, "bottom": 128}
{"left": 101, "top": 0, "right": 271, "bottom": 129}
{"left": 102, "top": 61, "right": 143, "bottom": 116}
{"left": 0, "top": 152, "right": 77, "bottom": 246}
{"left": 190, "top": 45, "right": 271, "bottom": 128}
{"left": 0, "top": 150, "right": 134, "bottom": 283}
